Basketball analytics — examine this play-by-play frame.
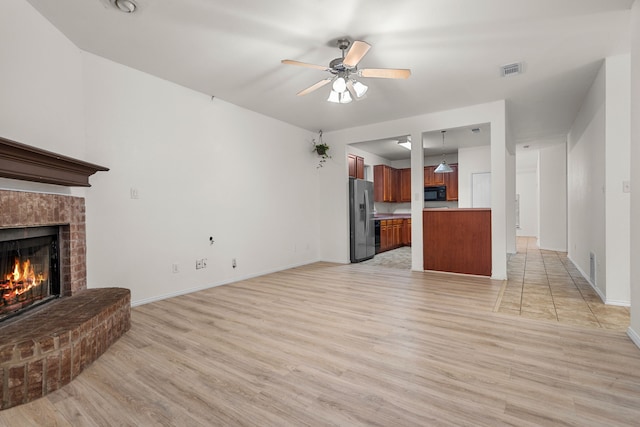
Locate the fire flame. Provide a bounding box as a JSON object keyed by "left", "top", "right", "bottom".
{"left": 2, "top": 258, "right": 46, "bottom": 301}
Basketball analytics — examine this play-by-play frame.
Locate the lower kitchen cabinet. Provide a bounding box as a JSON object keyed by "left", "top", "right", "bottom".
{"left": 377, "top": 217, "right": 411, "bottom": 253}
{"left": 403, "top": 219, "right": 412, "bottom": 246}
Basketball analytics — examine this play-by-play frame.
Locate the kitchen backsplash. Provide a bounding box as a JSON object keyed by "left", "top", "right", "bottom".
{"left": 374, "top": 201, "right": 459, "bottom": 214}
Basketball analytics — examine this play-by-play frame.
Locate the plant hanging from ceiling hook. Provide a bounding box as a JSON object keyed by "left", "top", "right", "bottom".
{"left": 312, "top": 130, "right": 331, "bottom": 168}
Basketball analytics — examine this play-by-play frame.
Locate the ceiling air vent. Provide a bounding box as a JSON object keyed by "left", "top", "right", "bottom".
{"left": 500, "top": 62, "right": 522, "bottom": 77}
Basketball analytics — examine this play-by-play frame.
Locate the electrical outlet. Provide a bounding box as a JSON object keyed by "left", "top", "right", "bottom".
{"left": 196, "top": 259, "right": 203, "bottom": 269}
{"left": 202, "top": 258, "right": 207, "bottom": 268}
{"left": 232, "top": 258, "right": 237, "bottom": 269}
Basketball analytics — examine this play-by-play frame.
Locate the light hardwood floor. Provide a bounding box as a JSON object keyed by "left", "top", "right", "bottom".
{"left": 2, "top": 261, "right": 640, "bottom": 426}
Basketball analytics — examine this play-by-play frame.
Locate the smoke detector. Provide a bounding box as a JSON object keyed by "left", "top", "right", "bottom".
{"left": 500, "top": 62, "right": 523, "bottom": 77}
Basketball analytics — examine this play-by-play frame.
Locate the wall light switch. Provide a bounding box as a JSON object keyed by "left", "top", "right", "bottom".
{"left": 623, "top": 181, "right": 631, "bottom": 193}
{"left": 130, "top": 188, "right": 139, "bottom": 199}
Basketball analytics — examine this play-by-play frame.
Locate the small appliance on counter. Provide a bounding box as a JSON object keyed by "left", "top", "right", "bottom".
{"left": 349, "top": 178, "right": 375, "bottom": 262}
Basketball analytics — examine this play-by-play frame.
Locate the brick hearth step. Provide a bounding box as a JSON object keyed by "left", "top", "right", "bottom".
{"left": 0, "top": 287, "right": 131, "bottom": 410}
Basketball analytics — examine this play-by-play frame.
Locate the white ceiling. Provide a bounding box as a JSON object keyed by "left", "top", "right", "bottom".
{"left": 351, "top": 123, "right": 492, "bottom": 161}
{"left": 24, "top": 0, "right": 633, "bottom": 149}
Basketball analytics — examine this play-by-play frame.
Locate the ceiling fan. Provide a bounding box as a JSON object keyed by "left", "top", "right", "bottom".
{"left": 281, "top": 39, "right": 411, "bottom": 104}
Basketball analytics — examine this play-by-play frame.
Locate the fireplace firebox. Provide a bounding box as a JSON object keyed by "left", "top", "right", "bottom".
{"left": 0, "top": 226, "right": 60, "bottom": 322}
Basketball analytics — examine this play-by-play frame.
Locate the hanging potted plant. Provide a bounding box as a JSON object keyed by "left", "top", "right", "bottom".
{"left": 312, "top": 130, "right": 331, "bottom": 168}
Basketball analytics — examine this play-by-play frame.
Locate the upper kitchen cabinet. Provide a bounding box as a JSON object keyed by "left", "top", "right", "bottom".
{"left": 374, "top": 165, "right": 398, "bottom": 202}
{"left": 348, "top": 154, "right": 365, "bottom": 179}
{"left": 399, "top": 168, "right": 411, "bottom": 202}
{"left": 424, "top": 166, "right": 445, "bottom": 186}
{"left": 445, "top": 163, "right": 458, "bottom": 201}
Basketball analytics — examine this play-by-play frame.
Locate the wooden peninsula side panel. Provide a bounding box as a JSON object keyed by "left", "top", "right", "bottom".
{"left": 423, "top": 209, "right": 491, "bottom": 276}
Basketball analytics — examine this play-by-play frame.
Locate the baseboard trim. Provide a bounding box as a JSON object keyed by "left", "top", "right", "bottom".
{"left": 605, "top": 299, "right": 631, "bottom": 307}
{"left": 567, "top": 255, "right": 606, "bottom": 302}
{"left": 566, "top": 256, "right": 631, "bottom": 306}
{"left": 627, "top": 326, "right": 640, "bottom": 350}
{"left": 131, "top": 259, "right": 322, "bottom": 307}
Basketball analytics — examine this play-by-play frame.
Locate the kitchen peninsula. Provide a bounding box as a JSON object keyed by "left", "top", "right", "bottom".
{"left": 423, "top": 208, "right": 491, "bottom": 276}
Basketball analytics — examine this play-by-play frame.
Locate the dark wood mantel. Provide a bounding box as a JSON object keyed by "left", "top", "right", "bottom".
{"left": 0, "top": 135, "right": 108, "bottom": 187}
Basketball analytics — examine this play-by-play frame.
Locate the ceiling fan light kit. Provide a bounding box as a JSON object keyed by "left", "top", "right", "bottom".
{"left": 282, "top": 39, "right": 410, "bottom": 104}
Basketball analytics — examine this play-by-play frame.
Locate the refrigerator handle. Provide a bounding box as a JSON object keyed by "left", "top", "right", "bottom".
{"left": 364, "top": 189, "right": 370, "bottom": 234}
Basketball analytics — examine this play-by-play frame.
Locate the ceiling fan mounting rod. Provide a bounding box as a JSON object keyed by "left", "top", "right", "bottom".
{"left": 337, "top": 39, "right": 350, "bottom": 53}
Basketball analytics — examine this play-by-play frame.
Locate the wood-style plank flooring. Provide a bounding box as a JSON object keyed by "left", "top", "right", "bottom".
{"left": 2, "top": 261, "right": 640, "bottom": 426}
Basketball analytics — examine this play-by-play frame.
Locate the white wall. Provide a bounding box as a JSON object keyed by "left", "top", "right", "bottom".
{"left": 346, "top": 145, "right": 389, "bottom": 182}
{"left": 458, "top": 145, "right": 493, "bottom": 208}
{"left": 539, "top": 142, "right": 568, "bottom": 251}
{"left": 568, "top": 62, "right": 606, "bottom": 296}
{"left": 321, "top": 101, "right": 509, "bottom": 280}
{"left": 604, "top": 54, "right": 631, "bottom": 305}
{"left": 0, "top": 1, "right": 321, "bottom": 306}
{"left": 0, "top": 0, "right": 86, "bottom": 185}
{"left": 516, "top": 150, "right": 538, "bottom": 238}
{"left": 458, "top": 146, "right": 491, "bottom": 208}
{"left": 629, "top": 0, "right": 640, "bottom": 347}
{"left": 568, "top": 55, "right": 631, "bottom": 306}
{"left": 82, "top": 53, "right": 320, "bottom": 304}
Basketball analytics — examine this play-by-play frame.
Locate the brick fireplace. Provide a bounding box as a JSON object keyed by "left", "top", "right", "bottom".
{"left": 0, "top": 190, "right": 86, "bottom": 297}
{"left": 0, "top": 138, "right": 130, "bottom": 410}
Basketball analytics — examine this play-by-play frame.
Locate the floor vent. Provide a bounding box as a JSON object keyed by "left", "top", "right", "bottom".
{"left": 501, "top": 62, "right": 522, "bottom": 77}
{"left": 589, "top": 252, "right": 596, "bottom": 284}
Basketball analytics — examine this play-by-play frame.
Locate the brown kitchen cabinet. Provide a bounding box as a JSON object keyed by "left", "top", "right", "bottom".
{"left": 348, "top": 154, "right": 365, "bottom": 179}
{"left": 379, "top": 219, "right": 395, "bottom": 252}
{"left": 445, "top": 163, "right": 458, "bottom": 201}
{"left": 379, "top": 220, "right": 387, "bottom": 252}
{"left": 374, "top": 165, "right": 399, "bottom": 202}
{"left": 424, "top": 165, "right": 445, "bottom": 186}
{"left": 423, "top": 208, "right": 491, "bottom": 276}
{"left": 377, "top": 217, "right": 411, "bottom": 254}
{"left": 393, "top": 219, "right": 403, "bottom": 248}
{"left": 399, "top": 168, "right": 411, "bottom": 202}
{"left": 403, "top": 219, "right": 412, "bottom": 246}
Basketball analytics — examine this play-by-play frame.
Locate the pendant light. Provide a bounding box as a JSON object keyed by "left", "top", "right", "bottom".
{"left": 434, "top": 130, "right": 453, "bottom": 173}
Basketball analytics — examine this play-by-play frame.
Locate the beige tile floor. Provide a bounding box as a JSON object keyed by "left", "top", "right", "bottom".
{"left": 360, "top": 246, "right": 412, "bottom": 269}
{"left": 497, "top": 236, "right": 630, "bottom": 330}
{"left": 361, "top": 239, "right": 629, "bottom": 330}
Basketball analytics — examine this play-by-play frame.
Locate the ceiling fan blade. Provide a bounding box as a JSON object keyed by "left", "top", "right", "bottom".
{"left": 343, "top": 41, "right": 371, "bottom": 68}
{"left": 360, "top": 68, "right": 411, "bottom": 79}
{"left": 281, "top": 59, "right": 328, "bottom": 71}
{"left": 297, "top": 78, "right": 333, "bottom": 96}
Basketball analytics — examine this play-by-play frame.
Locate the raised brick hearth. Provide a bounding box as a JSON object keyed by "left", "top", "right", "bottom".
{"left": 0, "top": 288, "right": 130, "bottom": 409}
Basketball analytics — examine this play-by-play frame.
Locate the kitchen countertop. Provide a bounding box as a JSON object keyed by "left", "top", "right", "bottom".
{"left": 423, "top": 208, "right": 491, "bottom": 211}
{"left": 374, "top": 213, "right": 411, "bottom": 220}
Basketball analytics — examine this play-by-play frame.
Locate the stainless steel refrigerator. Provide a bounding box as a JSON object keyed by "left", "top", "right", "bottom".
{"left": 349, "top": 178, "right": 375, "bottom": 262}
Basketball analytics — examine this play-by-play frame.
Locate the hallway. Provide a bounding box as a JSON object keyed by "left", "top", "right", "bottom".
{"left": 496, "top": 237, "right": 630, "bottom": 330}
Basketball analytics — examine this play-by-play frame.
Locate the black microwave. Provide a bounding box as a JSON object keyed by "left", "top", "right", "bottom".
{"left": 424, "top": 186, "right": 446, "bottom": 201}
